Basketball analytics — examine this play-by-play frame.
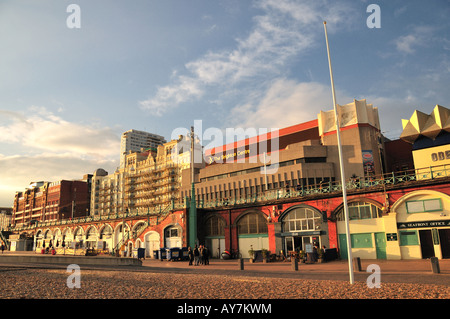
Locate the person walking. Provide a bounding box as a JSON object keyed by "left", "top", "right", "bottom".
{"left": 202, "top": 245, "right": 209, "bottom": 265}
{"left": 199, "top": 245, "right": 204, "bottom": 265}
{"left": 1, "top": 242, "right": 5, "bottom": 254}
{"left": 193, "top": 245, "right": 200, "bottom": 266}
{"left": 188, "top": 246, "right": 194, "bottom": 266}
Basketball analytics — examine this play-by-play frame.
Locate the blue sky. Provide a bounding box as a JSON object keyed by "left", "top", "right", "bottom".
{"left": 1, "top": 0, "right": 449, "bottom": 206}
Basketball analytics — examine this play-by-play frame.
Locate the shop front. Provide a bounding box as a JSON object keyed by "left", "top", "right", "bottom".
{"left": 279, "top": 205, "right": 328, "bottom": 258}
{"left": 392, "top": 190, "right": 450, "bottom": 259}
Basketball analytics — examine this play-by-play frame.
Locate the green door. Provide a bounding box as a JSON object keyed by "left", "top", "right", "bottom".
{"left": 375, "top": 232, "right": 387, "bottom": 259}
{"left": 339, "top": 234, "right": 348, "bottom": 260}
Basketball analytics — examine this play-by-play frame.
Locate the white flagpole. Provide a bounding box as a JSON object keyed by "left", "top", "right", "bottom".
{"left": 323, "top": 21, "right": 354, "bottom": 284}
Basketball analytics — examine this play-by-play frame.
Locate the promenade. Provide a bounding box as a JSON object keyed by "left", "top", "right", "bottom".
{"left": 0, "top": 251, "right": 449, "bottom": 301}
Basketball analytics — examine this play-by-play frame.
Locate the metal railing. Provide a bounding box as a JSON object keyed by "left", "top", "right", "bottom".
{"left": 194, "top": 163, "right": 450, "bottom": 209}
{"left": 10, "top": 164, "right": 450, "bottom": 231}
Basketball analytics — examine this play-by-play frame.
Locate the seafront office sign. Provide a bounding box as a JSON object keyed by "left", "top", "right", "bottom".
{"left": 397, "top": 220, "right": 450, "bottom": 229}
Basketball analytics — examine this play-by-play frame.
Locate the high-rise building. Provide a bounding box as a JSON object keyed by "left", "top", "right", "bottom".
{"left": 120, "top": 129, "right": 166, "bottom": 169}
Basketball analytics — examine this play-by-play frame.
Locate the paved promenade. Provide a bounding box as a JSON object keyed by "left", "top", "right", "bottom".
{"left": 0, "top": 251, "right": 449, "bottom": 301}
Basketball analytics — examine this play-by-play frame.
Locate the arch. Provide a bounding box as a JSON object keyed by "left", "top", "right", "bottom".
{"left": 53, "top": 228, "right": 63, "bottom": 247}
{"left": 86, "top": 226, "right": 99, "bottom": 249}
{"left": 331, "top": 198, "right": 384, "bottom": 221}
{"left": 280, "top": 204, "right": 324, "bottom": 232}
{"left": 131, "top": 221, "right": 147, "bottom": 233}
{"left": 236, "top": 210, "right": 269, "bottom": 258}
{"left": 164, "top": 224, "right": 182, "bottom": 248}
{"left": 43, "top": 229, "right": 53, "bottom": 239}
{"left": 99, "top": 224, "right": 113, "bottom": 239}
{"left": 99, "top": 224, "right": 113, "bottom": 251}
{"left": 114, "top": 222, "right": 131, "bottom": 252}
{"left": 144, "top": 230, "right": 161, "bottom": 258}
{"left": 391, "top": 189, "right": 450, "bottom": 213}
{"left": 204, "top": 214, "right": 226, "bottom": 237}
{"left": 236, "top": 210, "right": 268, "bottom": 235}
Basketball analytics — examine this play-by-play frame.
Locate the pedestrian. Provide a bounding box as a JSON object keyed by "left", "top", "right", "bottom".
{"left": 188, "top": 246, "right": 194, "bottom": 266}
{"left": 199, "top": 245, "right": 204, "bottom": 265}
{"left": 202, "top": 245, "right": 209, "bottom": 265}
{"left": 193, "top": 245, "right": 200, "bottom": 266}
{"left": 1, "top": 243, "right": 4, "bottom": 254}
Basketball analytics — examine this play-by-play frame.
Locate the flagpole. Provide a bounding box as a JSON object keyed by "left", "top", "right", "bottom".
{"left": 323, "top": 21, "right": 354, "bottom": 284}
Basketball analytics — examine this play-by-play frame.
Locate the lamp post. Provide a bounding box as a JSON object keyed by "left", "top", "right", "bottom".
{"left": 189, "top": 126, "right": 197, "bottom": 248}
{"left": 323, "top": 21, "right": 354, "bottom": 284}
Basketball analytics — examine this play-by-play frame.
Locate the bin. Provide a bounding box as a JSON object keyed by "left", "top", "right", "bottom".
{"left": 180, "top": 247, "right": 189, "bottom": 261}
{"left": 160, "top": 248, "right": 167, "bottom": 260}
{"left": 169, "top": 248, "right": 180, "bottom": 261}
{"left": 153, "top": 250, "right": 159, "bottom": 259}
{"left": 137, "top": 248, "right": 145, "bottom": 260}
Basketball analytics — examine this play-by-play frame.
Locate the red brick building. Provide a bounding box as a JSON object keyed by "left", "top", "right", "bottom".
{"left": 12, "top": 179, "right": 90, "bottom": 228}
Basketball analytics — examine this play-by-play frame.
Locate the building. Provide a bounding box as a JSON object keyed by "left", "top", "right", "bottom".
{"left": 120, "top": 129, "right": 166, "bottom": 169}
{"left": 179, "top": 99, "right": 387, "bottom": 257}
{"left": 12, "top": 179, "right": 90, "bottom": 228}
{"left": 0, "top": 207, "right": 12, "bottom": 231}
{"left": 181, "top": 99, "right": 384, "bottom": 212}
{"left": 8, "top": 101, "right": 450, "bottom": 260}
{"left": 92, "top": 134, "right": 202, "bottom": 217}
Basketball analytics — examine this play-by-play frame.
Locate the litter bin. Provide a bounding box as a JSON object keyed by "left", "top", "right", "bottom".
{"left": 159, "top": 248, "right": 167, "bottom": 260}
{"left": 137, "top": 248, "right": 145, "bottom": 260}
{"left": 153, "top": 250, "right": 159, "bottom": 259}
{"left": 170, "top": 247, "right": 180, "bottom": 261}
{"left": 180, "top": 247, "right": 189, "bottom": 261}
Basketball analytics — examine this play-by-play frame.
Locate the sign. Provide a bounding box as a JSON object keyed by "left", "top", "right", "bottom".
{"left": 205, "top": 148, "right": 251, "bottom": 165}
{"left": 397, "top": 220, "right": 450, "bottom": 229}
{"left": 304, "top": 243, "right": 313, "bottom": 253}
{"left": 386, "top": 233, "right": 397, "bottom": 241}
{"left": 362, "top": 150, "right": 375, "bottom": 176}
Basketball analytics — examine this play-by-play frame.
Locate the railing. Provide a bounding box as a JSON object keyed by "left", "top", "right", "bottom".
{"left": 10, "top": 202, "right": 175, "bottom": 232}
{"left": 194, "top": 163, "right": 450, "bottom": 209}
{"left": 10, "top": 164, "right": 450, "bottom": 232}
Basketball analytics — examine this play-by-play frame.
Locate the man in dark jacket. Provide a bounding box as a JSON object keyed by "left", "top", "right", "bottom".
{"left": 193, "top": 245, "right": 200, "bottom": 266}
{"left": 202, "top": 245, "right": 209, "bottom": 265}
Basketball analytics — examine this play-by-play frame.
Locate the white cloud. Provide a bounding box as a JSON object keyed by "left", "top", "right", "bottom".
{"left": 139, "top": 0, "right": 355, "bottom": 116}
{"left": 0, "top": 106, "right": 121, "bottom": 206}
{"left": 228, "top": 79, "right": 351, "bottom": 129}
{"left": 0, "top": 153, "right": 118, "bottom": 207}
{"left": 394, "top": 25, "right": 434, "bottom": 54}
{"left": 0, "top": 106, "right": 120, "bottom": 159}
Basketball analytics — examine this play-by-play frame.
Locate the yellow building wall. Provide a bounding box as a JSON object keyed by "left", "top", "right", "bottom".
{"left": 393, "top": 190, "right": 450, "bottom": 259}
{"left": 413, "top": 145, "right": 450, "bottom": 173}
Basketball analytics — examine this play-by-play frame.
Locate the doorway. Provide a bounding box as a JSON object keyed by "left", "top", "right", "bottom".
{"left": 419, "top": 230, "right": 435, "bottom": 259}
{"left": 439, "top": 229, "right": 450, "bottom": 259}
{"left": 284, "top": 235, "right": 320, "bottom": 253}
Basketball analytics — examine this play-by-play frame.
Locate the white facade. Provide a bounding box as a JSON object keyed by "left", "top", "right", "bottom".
{"left": 120, "top": 129, "right": 166, "bottom": 169}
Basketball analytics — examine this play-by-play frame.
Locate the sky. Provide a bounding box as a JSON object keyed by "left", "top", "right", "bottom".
{"left": 1, "top": 0, "right": 450, "bottom": 207}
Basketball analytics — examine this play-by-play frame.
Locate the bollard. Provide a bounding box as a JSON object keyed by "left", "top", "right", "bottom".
{"left": 291, "top": 258, "right": 298, "bottom": 271}
{"left": 353, "top": 257, "right": 362, "bottom": 272}
{"left": 238, "top": 258, "right": 244, "bottom": 270}
{"left": 430, "top": 257, "right": 440, "bottom": 274}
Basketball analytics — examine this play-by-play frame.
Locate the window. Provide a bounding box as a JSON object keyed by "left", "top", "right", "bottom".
{"left": 205, "top": 216, "right": 225, "bottom": 237}
{"left": 283, "top": 207, "right": 322, "bottom": 232}
{"left": 337, "top": 201, "right": 382, "bottom": 221}
{"left": 351, "top": 233, "right": 372, "bottom": 248}
{"left": 399, "top": 230, "right": 419, "bottom": 246}
{"left": 238, "top": 213, "right": 267, "bottom": 234}
{"left": 406, "top": 198, "right": 442, "bottom": 213}
{"left": 165, "top": 227, "right": 179, "bottom": 238}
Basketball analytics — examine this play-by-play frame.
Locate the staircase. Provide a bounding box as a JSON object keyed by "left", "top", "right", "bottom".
{"left": 113, "top": 204, "right": 173, "bottom": 254}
